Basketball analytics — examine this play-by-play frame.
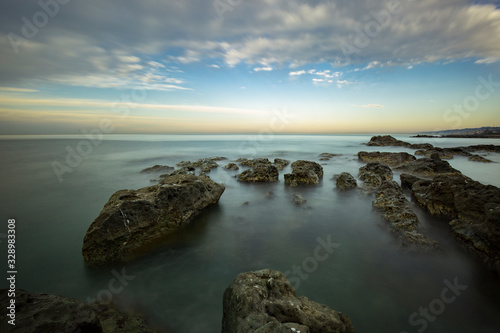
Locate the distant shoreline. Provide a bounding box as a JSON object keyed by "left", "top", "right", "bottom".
{"left": 412, "top": 134, "right": 500, "bottom": 139}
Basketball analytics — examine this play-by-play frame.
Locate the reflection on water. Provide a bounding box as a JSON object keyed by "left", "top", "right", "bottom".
{"left": 0, "top": 135, "right": 499, "bottom": 333}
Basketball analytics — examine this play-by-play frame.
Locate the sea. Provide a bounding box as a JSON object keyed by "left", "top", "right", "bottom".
{"left": 0, "top": 134, "right": 499, "bottom": 333}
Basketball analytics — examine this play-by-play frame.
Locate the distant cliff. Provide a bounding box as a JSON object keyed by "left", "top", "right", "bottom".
{"left": 417, "top": 126, "right": 500, "bottom": 138}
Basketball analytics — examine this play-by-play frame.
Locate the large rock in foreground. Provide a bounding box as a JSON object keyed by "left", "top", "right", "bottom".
{"left": 0, "top": 289, "right": 159, "bottom": 333}
{"left": 222, "top": 269, "right": 354, "bottom": 333}
{"left": 285, "top": 160, "right": 324, "bottom": 187}
{"left": 358, "top": 151, "right": 416, "bottom": 167}
{"left": 334, "top": 172, "right": 358, "bottom": 190}
{"left": 373, "top": 181, "right": 438, "bottom": 250}
{"left": 82, "top": 174, "right": 225, "bottom": 266}
{"left": 410, "top": 174, "right": 500, "bottom": 275}
{"left": 358, "top": 162, "right": 393, "bottom": 190}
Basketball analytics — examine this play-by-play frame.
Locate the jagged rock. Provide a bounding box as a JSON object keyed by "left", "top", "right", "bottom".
{"left": 273, "top": 158, "right": 290, "bottom": 170}
{"left": 319, "top": 153, "right": 339, "bottom": 161}
{"left": 82, "top": 174, "right": 225, "bottom": 266}
{"left": 410, "top": 174, "right": 500, "bottom": 275}
{"left": 284, "top": 160, "right": 324, "bottom": 187}
{"left": 358, "top": 151, "right": 416, "bottom": 167}
{"left": 238, "top": 163, "right": 279, "bottom": 182}
{"left": 400, "top": 174, "right": 422, "bottom": 190}
{"left": 162, "top": 166, "right": 195, "bottom": 177}
{"left": 358, "top": 162, "right": 393, "bottom": 190}
{"left": 373, "top": 181, "right": 438, "bottom": 250}
{"left": 292, "top": 194, "right": 307, "bottom": 205}
{"left": 415, "top": 149, "right": 454, "bottom": 159}
{"left": 460, "top": 144, "right": 500, "bottom": 153}
{"left": 334, "top": 172, "right": 358, "bottom": 190}
{"left": 221, "top": 269, "right": 354, "bottom": 333}
{"left": 237, "top": 158, "right": 272, "bottom": 168}
{"left": 0, "top": 289, "right": 159, "bottom": 333}
{"left": 140, "top": 165, "right": 174, "bottom": 174}
{"left": 394, "top": 157, "right": 462, "bottom": 177}
{"left": 468, "top": 154, "right": 493, "bottom": 163}
{"left": 225, "top": 163, "right": 240, "bottom": 170}
{"left": 176, "top": 157, "right": 223, "bottom": 173}
{"left": 409, "top": 143, "right": 435, "bottom": 150}
{"left": 366, "top": 135, "right": 411, "bottom": 147}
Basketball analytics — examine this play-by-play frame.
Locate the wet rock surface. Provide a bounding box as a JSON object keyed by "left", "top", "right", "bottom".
{"left": 140, "top": 165, "right": 174, "bottom": 174}
{"left": 319, "top": 153, "right": 339, "bottom": 161}
{"left": 394, "top": 156, "right": 462, "bottom": 177}
{"left": 334, "top": 172, "right": 358, "bottom": 190}
{"left": 284, "top": 160, "right": 324, "bottom": 187}
{"left": 238, "top": 163, "right": 280, "bottom": 182}
{"left": 358, "top": 151, "right": 416, "bottom": 167}
{"left": 358, "top": 162, "right": 393, "bottom": 190}
{"left": 82, "top": 174, "right": 225, "bottom": 266}
{"left": 221, "top": 269, "right": 354, "bottom": 333}
{"left": 0, "top": 289, "right": 160, "bottom": 333}
{"left": 373, "top": 181, "right": 438, "bottom": 250}
{"left": 273, "top": 158, "right": 290, "bottom": 170}
{"left": 409, "top": 174, "right": 500, "bottom": 275}
{"left": 224, "top": 163, "right": 240, "bottom": 170}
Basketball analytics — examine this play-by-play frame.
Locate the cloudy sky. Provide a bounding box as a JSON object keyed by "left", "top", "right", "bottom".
{"left": 1, "top": 0, "right": 499, "bottom": 134}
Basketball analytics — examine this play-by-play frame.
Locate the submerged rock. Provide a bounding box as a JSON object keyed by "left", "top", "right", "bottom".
{"left": 394, "top": 157, "right": 462, "bottom": 177}
{"left": 140, "top": 165, "right": 174, "bottom": 174}
{"left": 225, "top": 163, "right": 240, "bottom": 170}
{"left": 409, "top": 174, "right": 500, "bottom": 275}
{"left": 237, "top": 158, "right": 272, "bottom": 168}
{"left": 284, "top": 160, "right": 324, "bottom": 187}
{"left": 334, "top": 172, "right": 358, "bottom": 190}
{"left": 176, "top": 157, "right": 224, "bottom": 173}
{"left": 273, "top": 158, "right": 290, "bottom": 170}
{"left": 292, "top": 193, "right": 307, "bottom": 205}
{"left": 414, "top": 149, "right": 454, "bottom": 160}
{"left": 238, "top": 163, "right": 279, "bottom": 182}
{"left": 0, "top": 289, "right": 159, "bottom": 333}
{"left": 373, "top": 181, "right": 438, "bottom": 250}
{"left": 82, "top": 174, "right": 225, "bottom": 266}
{"left": 358, "top": 162, "right": 393, "bottom": 190}
{"left": 221, "top": 269, "right": 354, "bottom": 333}
{"left": 358, "top": 151, "right": 416, "bottom": 167}
{"left": 319, "top": 153, "right": 339, "bottom": 161}
{"left": 468, "top": 154, "right": 493, "bottom": 163}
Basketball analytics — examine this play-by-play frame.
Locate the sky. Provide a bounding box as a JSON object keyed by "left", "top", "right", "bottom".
{"left": 0, "top": 0, "right": 499, "bottom": 135}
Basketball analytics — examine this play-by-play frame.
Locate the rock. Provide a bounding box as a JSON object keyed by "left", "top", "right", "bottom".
{"left": 221, "top": 269, "right": 354, "bottom": 333}
{"left": 358, "top": 162, "right": 393, "bottom": 190}
{"left": 238, "top": 163, "right": 279, "bottom": 182}
{"left": 334, "top": 172, "right": 358, "bottom": 190}
{"left": 163, "top": 166, "right": 195, "bottom": 177}
{"left": 82, "top": 174, "right": 225, "bottom": 266}
{"left": 409, "top": 174, "right": 500, "bottom": 275}
{"left": 284, "top": 160, "right": 324, "bottom": 187}
{"left": 0, "top": 289, "right": 159, "bottom": 333}
{"left": 238, "top": 158, "right": 272, "bottom": 168}
{"left": 176, "top": 157, "right": 223, "bottom": 173}
{"left": 140, "top": 165, "right": 174, "bottom": 174}
{"left": 409, "top": 143, "right": 435, "bottom": 150}
{"left": 319, "top": 153, "right": 339, "bottom": 161}
{"left": 292, "top": 194, "right": 307, "bottom": 205}
{"left": 225, "top": 163, "right": 240, "bottom": 170}
{"left": 273, "top": 158, "right": 290, "bottom": 170}
{"left": 394, "top": 157, "right": 462, "bottom": 177}
{"left": 400, "top": 174, "right": 422, "bottom": 190}
{"left": 373, "top": 181, "right": 438, "bottom": 250}
{"left": 366, "top": 135, "right": 411, "bottom": 147}
{"left": 357, "top": 151, "right": 416, "bottom": 167}
{"left": 468, "top": 154, "right": 493, "bottom": 163}
{"left": 460, "top": 144, "right": 500, "bottom": 153}
{"left": 414, "top": 149, "right": 454, "bottom": 160}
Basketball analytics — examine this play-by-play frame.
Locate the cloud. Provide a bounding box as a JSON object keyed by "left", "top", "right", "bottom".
{"left": 360, "top": 104, "right": 385, "bottom": 108}
{"left": 0, "top": 87, "right": 38, "bottom": 93}
{"left": 289, "top": 70, "right": 306, "bottom": 76}
{"left": 254, "top": 66, "right": 273, "bottom": 72}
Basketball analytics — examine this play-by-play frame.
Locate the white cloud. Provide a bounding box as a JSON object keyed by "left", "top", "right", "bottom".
{"left": 360, "top": 104, "right": 385, "bottom": 108}
{"left": 289, "top": 70, "right": 306, "bottom": 76}
{"left": 254, "top": 66, "right": 273, "bottom": 72}
{"left": 208, "top": 64, "right": 220, "bottom": 68}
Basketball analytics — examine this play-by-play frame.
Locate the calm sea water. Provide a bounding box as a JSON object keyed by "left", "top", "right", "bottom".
{"left": 1, "top": 134, "right": 499, "bottom": 333}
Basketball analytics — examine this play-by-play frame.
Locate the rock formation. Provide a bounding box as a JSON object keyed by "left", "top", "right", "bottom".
{"left": 82, "top": 174, "right": 225, "bottom": 266}
{"left": 394, "top": 156, "right": 462, "bottom": 177}
{"left": 358, "top": 151, "right": 416, "bottom": 167}
{"left": 358, "top": 162, "right": 393, "bottom": 190}
{"left": 221, "top": 269, "right": 354, "bottom": 333}
{"left": 238, "top": 163, "right": 279, "bottom": 182}
{"left": 140, "top": 165, "right": 174, "bottom": 174}
{"left": 334, "top": 172, "right": 358, "bottom": 190}
{"left": 284, "top": 160, "right": 324, "bottom": 187}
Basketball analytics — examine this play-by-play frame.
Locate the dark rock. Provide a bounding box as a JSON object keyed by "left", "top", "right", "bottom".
{"left": 460, "top": 144, "right": 500, "bottom": 153}
{"left": 394, "top": 157, "right": 461, "bottom": 177}
{"left": 334, "top": 172, "right": 358, "bottom": 190}
{"left": 238, "top": 163, "right": 279, "bottom": 182}
{"left": 319, "top": 153, "right": 339, "bottom": 161}
{"left": 82, "top": 174, "right": 225, "bottom": 266}
{"left": 358, "top": 162, "right": 393, "bottom": 190}
{"left": 225, "top": 163, "right": 240, "bottom": 170}
{"left": 410, "top": 174, "right": 500, "bottom": 275}
{"left": 400, "top": 174, "right": 422, "bottom": 190}
{"left": 273, "top": 158, "right": 290, "bottom": 170}
{"left": 284, "top": 160, "right": 324, "bottom": 187}
{"left": 292, "top": 194, "right": 307, "bottom": 205}
{"left": 414, "top": 149, "right": 454, "bottom": 160}
{"left": 366, "top": 135, "right": 411, "bottom": 147}
{"left": 163, "top": 166, "right": 195, "bottom": 177}
{"left": 0, "top": 289, "right": 159, "bottom": 333}
{"left": 373, "top": 181, "right": 438, "bottom": 250}
{"left": 358, "top": 151, "right": 416, "bottom": 167}
{"left": 176, "top": 157, "right": 223, "bottom": 173}
{"left": 468, "top": 154, "right": 493, "bottom": 163}
{"left": 221, "top": 269, "right": 354, "bottom": 333}
{"left": 409, "top": 143, "right": 435, "bottom": 149}
{"left": 238, "top": 158, "right": 272, "bottom": 168}
{"left": 140, "top": 165, "right": 174, "bottom": 174}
